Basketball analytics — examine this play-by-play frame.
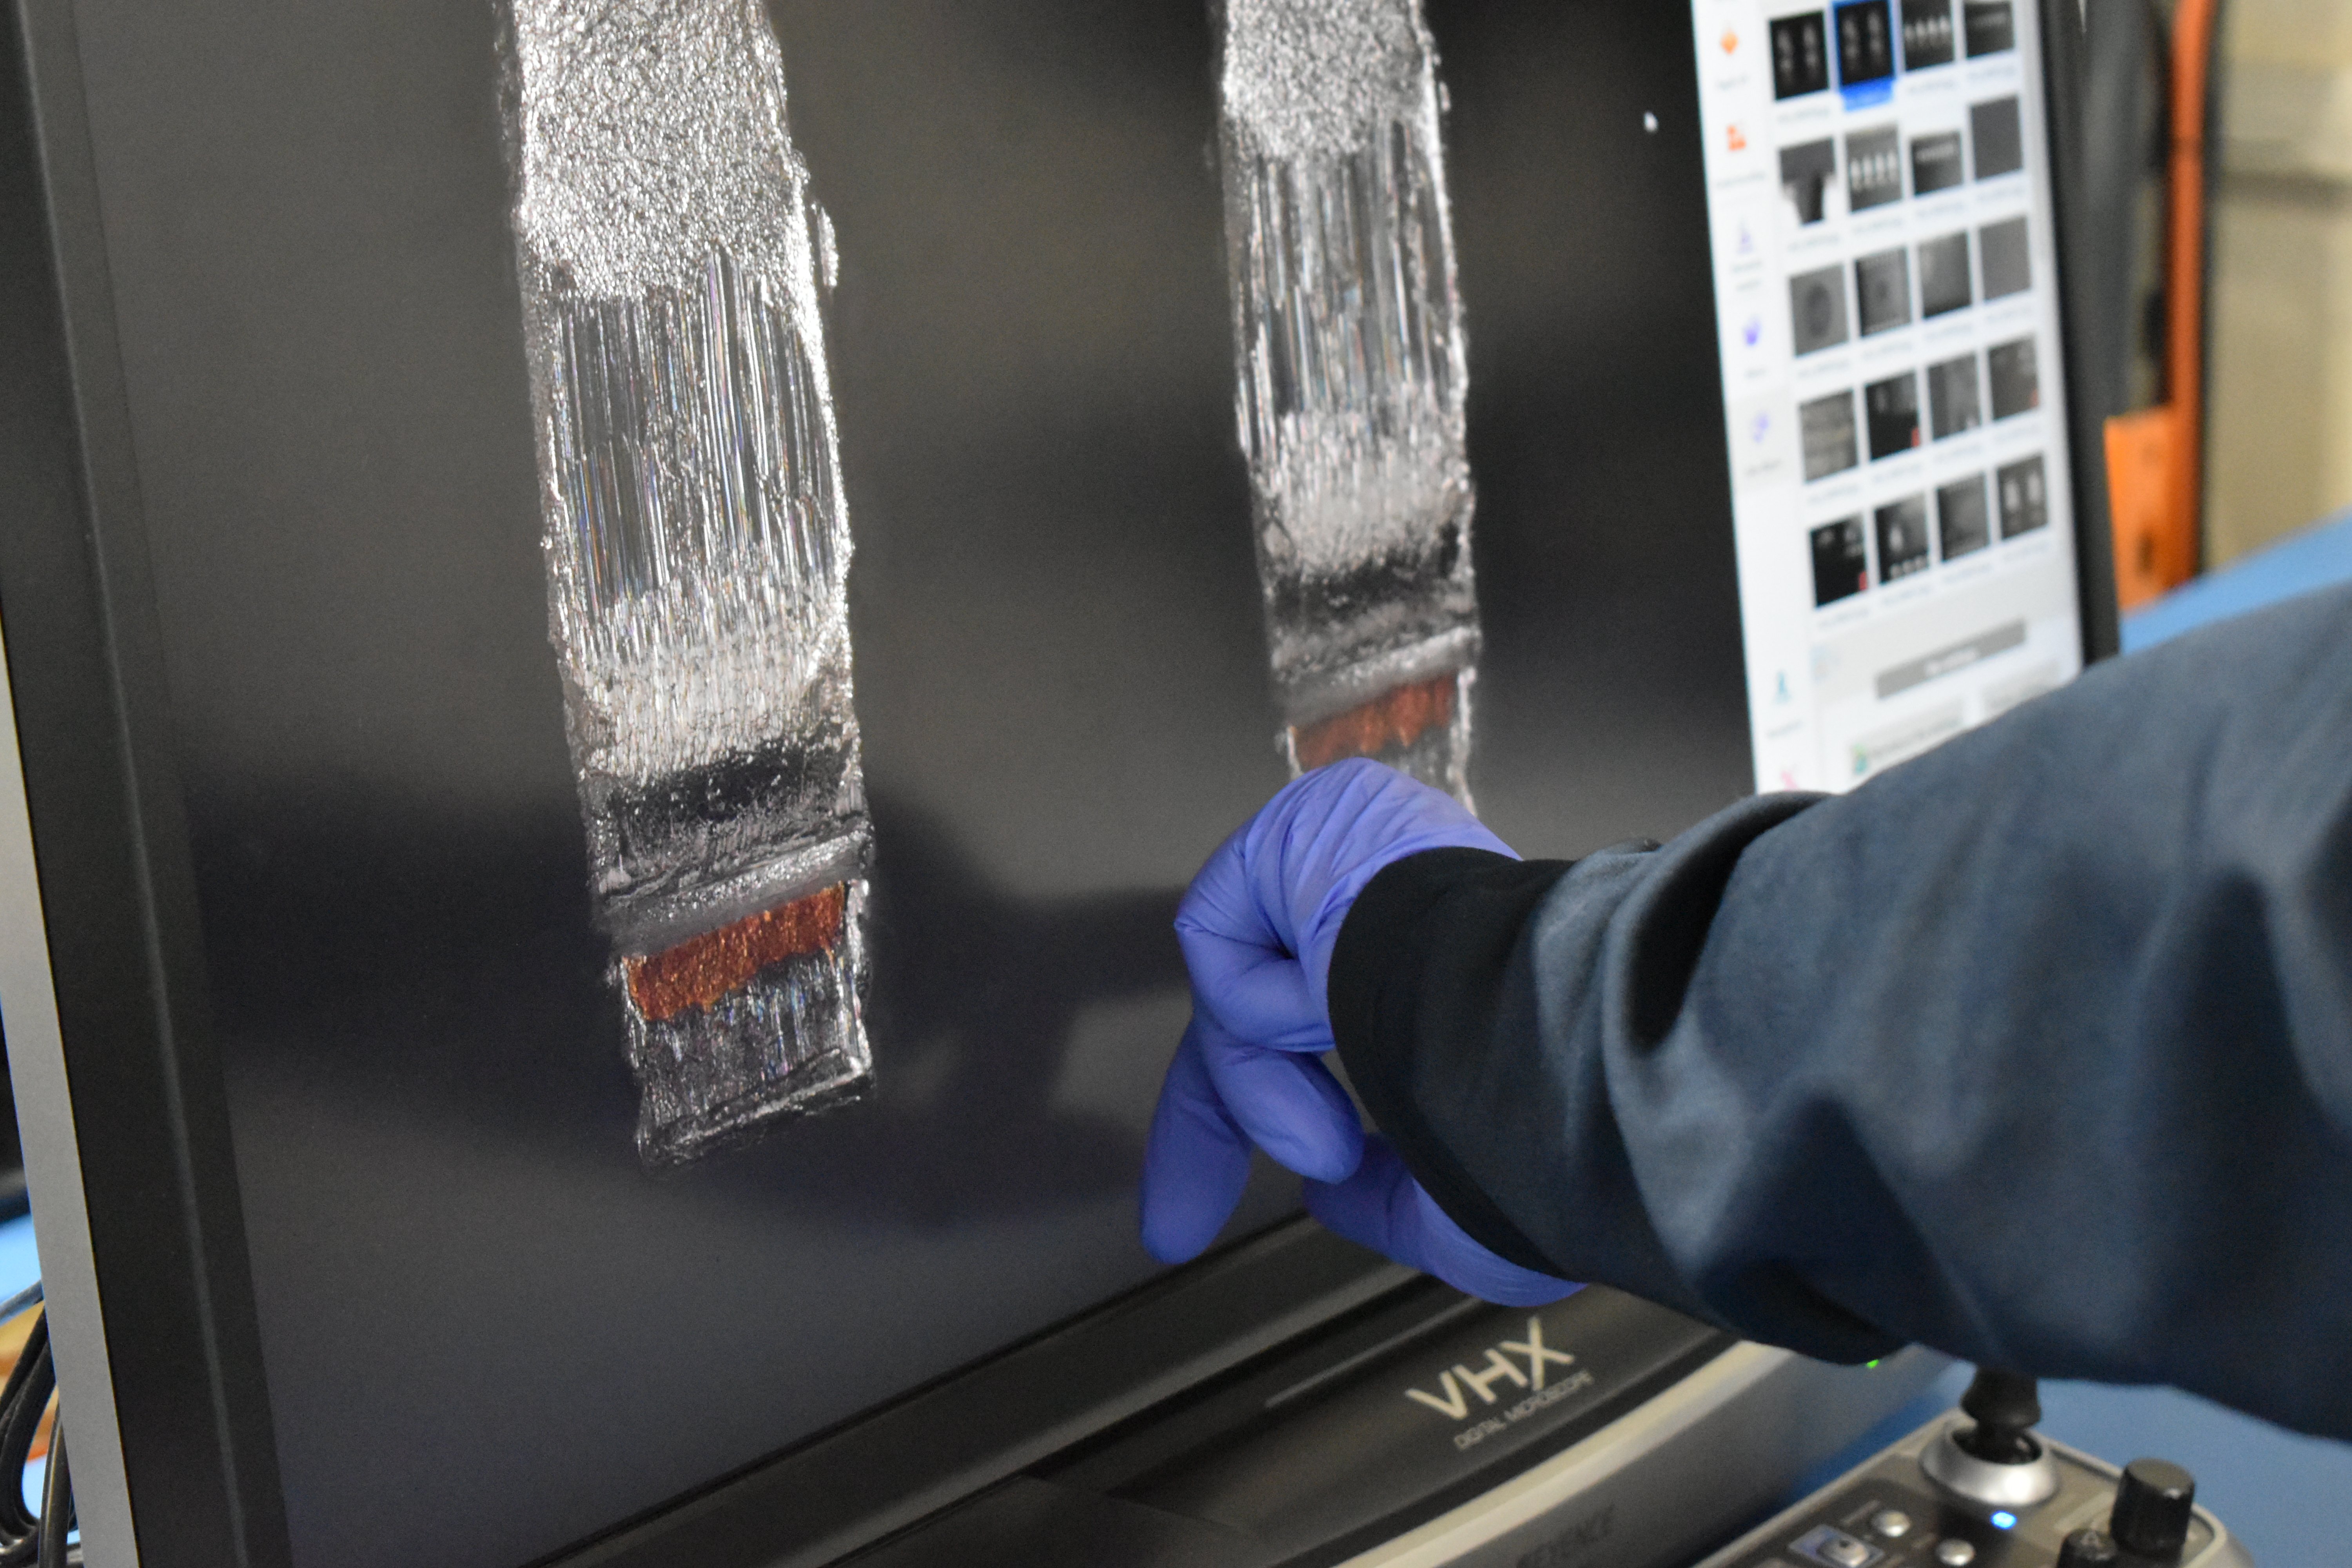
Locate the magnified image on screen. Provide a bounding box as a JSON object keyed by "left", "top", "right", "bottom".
{"left": 1217, "top": 0, "right": 1482, "bottom": 803}
{"left": 501, "top": 0, "right": 874, "bottom": 1168}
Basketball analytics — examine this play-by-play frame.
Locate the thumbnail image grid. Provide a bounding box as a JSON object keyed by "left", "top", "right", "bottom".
{"left": 1779, "top": 103, "right": 2029, "bottom": 231}
{"left": 1756, "top": 5, "right": 2053, "bottom": 622}
{"left": 1799, "top": 336, "right": 2037, "bottom": 483}
{"left": 1787, "top": 220, "right": 2034, "bottom": 363}
{"left": 1806, "top": 452, "right": 2048, "bottom": 609}
{"left": 1772, "top": 0, "right": 2014, "bottom": 105}
{"left": 1806, "top": 451, "right": 2051, "bottom": 611}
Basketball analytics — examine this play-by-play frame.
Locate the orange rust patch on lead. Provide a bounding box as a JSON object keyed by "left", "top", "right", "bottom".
{"left": 625, "top": 884, "right": 847, "bottom": 1023}
{"left": 1290, "top": 673, "right": 1458, "bottom": 772}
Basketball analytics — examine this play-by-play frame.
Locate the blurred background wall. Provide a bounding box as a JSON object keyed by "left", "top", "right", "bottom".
{"left": 2207, "top": 0, "right": 2352, "bottom": 563}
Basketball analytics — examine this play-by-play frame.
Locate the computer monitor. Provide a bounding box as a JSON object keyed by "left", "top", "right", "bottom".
{"left": 0, "top": 2, "right": 2097, "bottom": 1566}
{"left": 1708, "top": 0, "right": 2109, "bottom": 793}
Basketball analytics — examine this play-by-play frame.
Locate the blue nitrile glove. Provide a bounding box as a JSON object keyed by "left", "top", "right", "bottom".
{"left": 1307, "top": 1137, "right": 1581, "bottom": 1308}
{"left": 1138, "top": 759, "right": 1579, "bottom": 1307}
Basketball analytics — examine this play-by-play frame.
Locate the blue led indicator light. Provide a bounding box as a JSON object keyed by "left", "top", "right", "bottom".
{"left": 1991, "top": 1511, "right": 2019, "bottom": 1531}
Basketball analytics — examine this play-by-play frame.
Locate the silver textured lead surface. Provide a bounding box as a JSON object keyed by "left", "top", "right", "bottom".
{"left": 1218, "top": 0, "right": 1482, "bottom": 771}
{"left": 1222, "top": 0, "right": 1428, "bottom": 160}
{"left": 507, "top": 0, "right": 813, "bottom": 298}
{"left": 501, "top": 0, "right": 872, "bottom": 1163}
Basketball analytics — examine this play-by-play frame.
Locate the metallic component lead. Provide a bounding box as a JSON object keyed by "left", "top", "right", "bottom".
{"left": 1217, "top": 0, "right": 1481, "bottom": 801}
{"left": 499, "top": 0, "right": 873, "bottom": 1167}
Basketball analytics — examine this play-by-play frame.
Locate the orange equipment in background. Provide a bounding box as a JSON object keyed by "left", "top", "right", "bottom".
{"left": 2104, "top": 0, "right": 2222, "bottom": 610}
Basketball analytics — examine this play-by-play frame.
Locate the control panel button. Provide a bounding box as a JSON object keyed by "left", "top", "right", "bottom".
{"left": 2111, "top": 1457, "right": 2197, "bottom": 1558}
{"left": 2058, "top": 1527, "right": 2122, "bottom": 1568}
{"left": 1869, "top": 1509, "right": 1913, "bottom": 1539}
{"left": 1935, "top": 1542, "right": 1978, "bottom": 1566}
{"left": 1792, "top": 1524, "right": 1883, "bottom": 1568}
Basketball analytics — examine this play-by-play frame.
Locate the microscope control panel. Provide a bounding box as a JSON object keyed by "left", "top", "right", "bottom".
{"left": 1694, "top": 1374, "right": 2250, "bottom": 1568}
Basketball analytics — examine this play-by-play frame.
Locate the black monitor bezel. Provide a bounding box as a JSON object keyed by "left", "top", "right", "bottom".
{"left": 0, "top": 1, "right": 2111, "bottom": 1565}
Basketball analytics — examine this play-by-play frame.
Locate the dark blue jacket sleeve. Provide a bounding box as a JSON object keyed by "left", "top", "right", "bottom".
{"left": 1328, "top": 582, "right": 2352, "bottom": 1441}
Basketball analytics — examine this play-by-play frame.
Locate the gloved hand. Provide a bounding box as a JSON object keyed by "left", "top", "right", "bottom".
{"left": 1307, "top": 1137, "right": 1580, "bottom": 1308}
{"left": 1138, "top": 759, "right": 1578, "bottom": 1307}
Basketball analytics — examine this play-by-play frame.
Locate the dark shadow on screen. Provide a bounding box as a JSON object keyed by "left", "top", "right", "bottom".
{"left": 720, "top": 789, "right": 1191, "bottom": 1221}
{"left": 190, "top": 784, "right": 1189, "bottom": 1227}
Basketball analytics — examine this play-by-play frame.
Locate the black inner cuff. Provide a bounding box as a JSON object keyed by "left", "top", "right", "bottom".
{"left": 1329, "top": 848, "right": 1575, "bottom": 1277}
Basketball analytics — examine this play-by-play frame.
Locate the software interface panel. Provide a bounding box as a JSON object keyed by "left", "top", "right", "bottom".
{"left": 1692, "top": 0, "right": 2083, "bottom": 791}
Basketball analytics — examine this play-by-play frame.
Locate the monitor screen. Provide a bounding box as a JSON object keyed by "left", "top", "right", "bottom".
{"left": 0, "top": 2, "right": 2088, "bottom": 1566}
{"left": 1693, "top": 0, "right": 2085, "bottom": 792}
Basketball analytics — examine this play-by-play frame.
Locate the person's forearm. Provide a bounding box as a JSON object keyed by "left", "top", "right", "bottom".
{"left": 1332, "top": 582, "right": 2352, "bottom": 1439}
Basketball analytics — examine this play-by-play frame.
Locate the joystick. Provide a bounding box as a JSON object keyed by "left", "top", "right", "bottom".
{"left": 1920, "top": 1368, "right": 2061, "bottom": 1507}
{"left": 1951, "top": 1370, "right": 2041, "bottom": 1464}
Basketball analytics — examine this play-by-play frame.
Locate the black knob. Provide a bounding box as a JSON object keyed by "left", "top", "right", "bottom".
{"left": 1954, "top": 1369, "right": 2042, "bottom": 1464}
{"left": 2057, "top": 1528, "right": 2120, "bottom": 1568}
{"left": 2110, "top": 1457, "right": 2197, "bottom": 1559}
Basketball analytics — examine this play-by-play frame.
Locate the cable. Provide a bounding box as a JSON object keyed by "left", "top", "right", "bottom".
{"left": 33, "top": 1422, "right": 65, "bottom": 1568}
{"left": 0, "top": 1303, "right": 76, "bottom": 1567}
{"left": 0, "top": 1318, "right": 53, "bottom": 1558}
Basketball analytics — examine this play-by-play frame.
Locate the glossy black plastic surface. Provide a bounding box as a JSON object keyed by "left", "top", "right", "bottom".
{"left": 865, "top": 1285, "right": 1731, "bottom": 1568}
